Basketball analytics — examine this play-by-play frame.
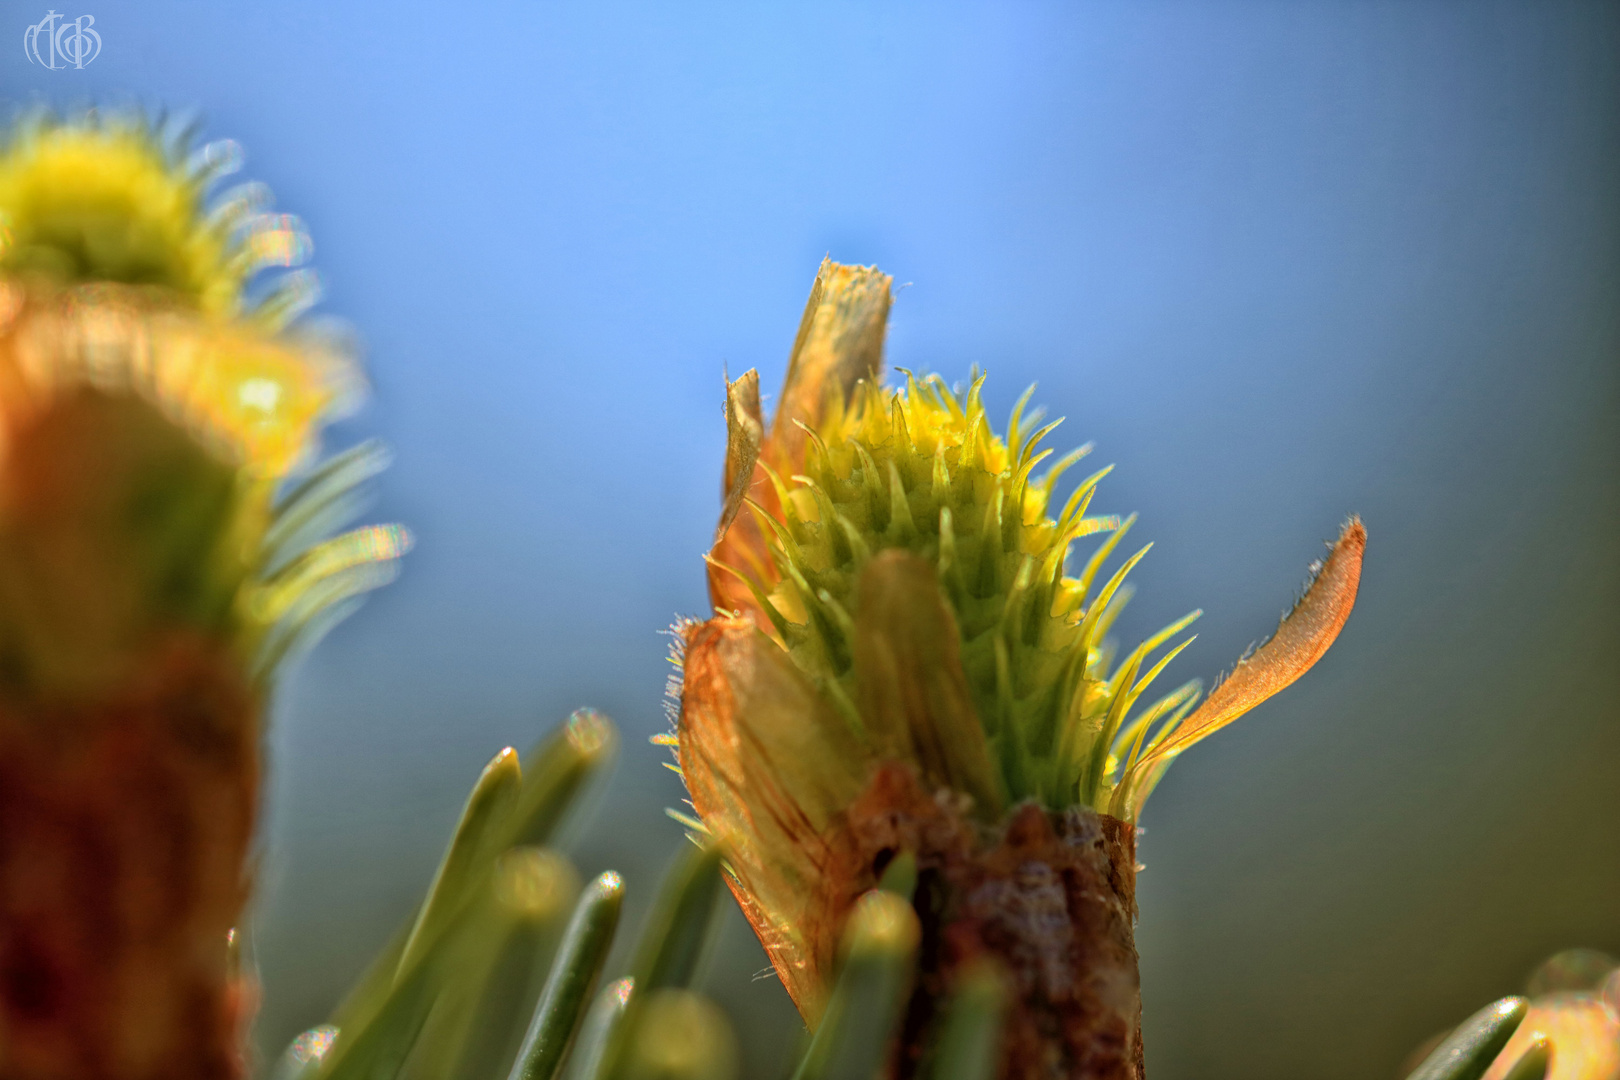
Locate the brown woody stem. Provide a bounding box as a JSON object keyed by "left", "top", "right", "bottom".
{"left": 841, "top": 765, "right": 1143, "bottom": 1080}
{"left": 0, "top": 637, "right": 258, "bottom": 1080}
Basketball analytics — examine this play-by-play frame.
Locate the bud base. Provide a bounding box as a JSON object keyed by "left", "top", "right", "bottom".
{"left": 838, "top": 764, "right": 1142, "bottom": 1080}
{"left": 0, "top": 636, "right": 258, "bottom": 1080}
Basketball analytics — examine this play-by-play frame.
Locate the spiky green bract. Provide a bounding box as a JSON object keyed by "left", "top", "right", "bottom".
{"left": 739, "top": 370, "right": 1199, "bottom": 813}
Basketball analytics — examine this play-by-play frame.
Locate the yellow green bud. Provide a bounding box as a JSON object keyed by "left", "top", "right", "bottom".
{"left": 673, "top": 258, "right": 1366, "bottom": 1028}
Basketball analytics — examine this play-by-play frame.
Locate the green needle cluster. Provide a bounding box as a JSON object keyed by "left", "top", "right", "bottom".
{"left": 275, "top": 710, "right": 1582, "bottom": 1080}
{"left": 274, "top": 711, "right": 1007, "bottom": 1080}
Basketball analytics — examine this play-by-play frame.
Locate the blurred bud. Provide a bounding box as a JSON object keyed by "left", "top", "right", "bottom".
{"left": 0, "top": 113, "right": 402, "bottom": 1080}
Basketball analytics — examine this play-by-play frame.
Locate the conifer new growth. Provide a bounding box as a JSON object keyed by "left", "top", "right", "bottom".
{"left": 0, "top": 114, "right": 404, "bottom": 1080}
{"left": 671, "top": 259, "right": 1364, "bottom": 1079}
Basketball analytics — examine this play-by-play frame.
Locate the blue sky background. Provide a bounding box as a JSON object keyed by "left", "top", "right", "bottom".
{"left": 7, "top": 4, "right": 1617, "bottom": 1077}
